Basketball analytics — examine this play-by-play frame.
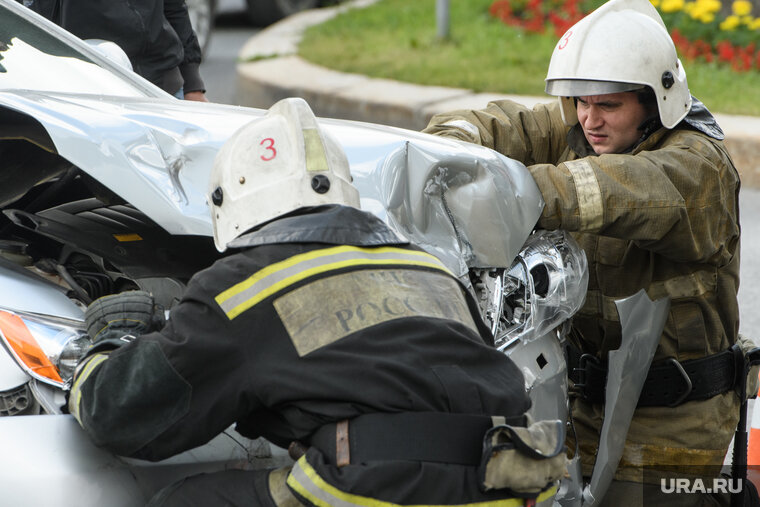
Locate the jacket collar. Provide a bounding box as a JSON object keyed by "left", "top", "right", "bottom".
{"left": 227, "top": 205, "right": 409, "bottom": 249}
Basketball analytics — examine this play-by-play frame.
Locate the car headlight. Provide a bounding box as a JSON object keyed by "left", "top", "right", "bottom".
{"left": 494, "top": 229, "right": 588, "bottom": 350}
{"left": 0, "top": 310, "right": 91, "bottom": 387}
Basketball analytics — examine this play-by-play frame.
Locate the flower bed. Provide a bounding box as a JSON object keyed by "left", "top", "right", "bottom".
{"left": 489, "top": 0, "right": 604, "bottom": 37}
{"left": 489, "top": 0, "right": 760, "bottom": 71}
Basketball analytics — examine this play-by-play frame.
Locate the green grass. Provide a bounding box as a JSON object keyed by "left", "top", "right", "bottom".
{"left": 298, "top": 0, "right": 760, "bottom": 116}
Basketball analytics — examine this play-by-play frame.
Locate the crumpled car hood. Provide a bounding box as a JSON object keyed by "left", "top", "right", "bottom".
{"left": 0, "top": 89, "right": 544, "bottom": 276}
{"left": 0, "top": 90, "right": 543, "bottom": 275}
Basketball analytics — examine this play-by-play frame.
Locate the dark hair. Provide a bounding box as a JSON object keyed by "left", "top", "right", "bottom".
{"left": 636, "top": 87, "right": 658, "bottom": 114}
{"left": 635, "top": 87, "right": 662, "bottom": 136}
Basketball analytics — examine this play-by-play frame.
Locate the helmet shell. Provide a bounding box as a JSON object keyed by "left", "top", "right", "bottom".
{"left": 544, "top": 0, "right": 691, "bottom": 128}
{"left": 208, "top": 97, "right": 360, "bottom": 251}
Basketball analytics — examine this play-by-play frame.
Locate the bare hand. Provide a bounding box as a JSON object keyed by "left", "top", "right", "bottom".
{"left": 183, "top": 91, "right": 209, "bottom": 102}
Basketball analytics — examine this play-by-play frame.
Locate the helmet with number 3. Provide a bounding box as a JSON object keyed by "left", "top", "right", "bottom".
{"left": 208, "top": 97, "right": 360, "bottom": 251}
{"left": 544, "top": 0, "right": 691, "bottom": 129}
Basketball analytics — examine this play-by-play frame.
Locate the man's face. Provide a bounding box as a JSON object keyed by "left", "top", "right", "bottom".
{"left": 576, "top": 92, "right": 650, "bottom": 155}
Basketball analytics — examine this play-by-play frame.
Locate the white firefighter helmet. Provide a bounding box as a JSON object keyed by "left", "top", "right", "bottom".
{"left": 208, "top": 97, "right": 360, "bottom": 251}
{"left": 544, "top": 0, "right": 691, "bottom": 129}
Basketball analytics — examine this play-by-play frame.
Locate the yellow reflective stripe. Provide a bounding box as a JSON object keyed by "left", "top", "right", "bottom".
{"left": 215, "top": 246, "right": 452, "bottom": 320}
{"left": 564, "top": 159, "right": 603, "bottom": 232}
{"left": 303, "top": 128, "right": 329, "bottom": 173}
{"left": 286, "top": 456, "right": 556, "bottom": 507}
{"left": 69, "top": 353, "right": 109, "bottom": 425}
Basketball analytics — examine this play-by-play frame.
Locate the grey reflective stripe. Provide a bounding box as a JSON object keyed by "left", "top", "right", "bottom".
{"left": 564, "top": 159, "right": 603, "bottom": 231}
{"left": 580, "top": 271, "right": 717, "bottom": 321}
{"left": 441, "top": 120, "right": 483, "bottom": 143}
{"left": 215, "top": 245, "right": 453, "bottom": 320}
{"left": 647, "top": 270, "right": 717, "bottom": 300}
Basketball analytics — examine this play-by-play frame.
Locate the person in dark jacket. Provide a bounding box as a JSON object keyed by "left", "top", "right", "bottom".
{"left": 68, "top": 97, "right": 566, "bottom": 506}
{"left": 20, "top": 0, "right": 207, "bottom": 101}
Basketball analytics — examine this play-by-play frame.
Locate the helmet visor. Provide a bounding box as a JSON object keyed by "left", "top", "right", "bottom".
{"left": 545, "top": 79, "right": 644, "bottom": 97}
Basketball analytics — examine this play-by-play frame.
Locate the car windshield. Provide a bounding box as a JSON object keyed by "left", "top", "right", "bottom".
{"left": 0, "top": 0, "right": 156, "bottom": 97}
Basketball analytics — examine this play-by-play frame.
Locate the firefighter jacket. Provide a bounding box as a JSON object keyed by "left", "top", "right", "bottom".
{"left": 69, "top": 205, "right": 542, "bottom": 505}
{"left": 424, "top": 98, "right": 742, "bottom": 481}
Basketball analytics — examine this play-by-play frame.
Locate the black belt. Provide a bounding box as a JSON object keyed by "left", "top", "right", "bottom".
{"left": 308, "top": 411, "right": 525, "bottom": 467}
{"left": 568, "top": 344, "right": 742, "bottom": 407}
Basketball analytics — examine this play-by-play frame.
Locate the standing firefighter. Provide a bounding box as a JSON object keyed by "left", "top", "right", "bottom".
{"left": 424, "top": 0, "right": 755, "bottom": 504}
{"left": 68, "top": 97, "right": 566, "bottom": 506}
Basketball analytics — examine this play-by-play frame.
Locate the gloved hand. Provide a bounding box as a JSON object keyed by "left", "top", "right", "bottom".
{"left": 85, "top": 290, "right": 165, "bottom": 343}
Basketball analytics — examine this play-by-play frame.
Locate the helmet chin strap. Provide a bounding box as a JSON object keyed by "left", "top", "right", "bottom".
{"left": 624, "top": 116, "right": 662, "bottom": 153}
{"left": 636, "top": 115, "right": 662, "bottom": 138}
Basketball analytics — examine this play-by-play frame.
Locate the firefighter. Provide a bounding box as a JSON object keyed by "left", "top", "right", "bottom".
{"left": 68, "top": 97, "right": 565, "bottom": 506}
{"left": 423, "top": 0, "right": 755, "bottom": 504}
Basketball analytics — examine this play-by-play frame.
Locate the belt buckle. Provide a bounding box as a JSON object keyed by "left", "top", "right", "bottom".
{"left": 666, "top": 357, "right": 693, "bottom": 407}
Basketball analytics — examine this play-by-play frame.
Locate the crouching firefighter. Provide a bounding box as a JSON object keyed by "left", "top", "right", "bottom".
{"left": 66, "top": 97, "right": 567, "bottom": 506}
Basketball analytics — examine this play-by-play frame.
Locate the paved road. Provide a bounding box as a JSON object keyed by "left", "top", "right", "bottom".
{"left": 201, "top": 1, "right": 258, "bottom": 104}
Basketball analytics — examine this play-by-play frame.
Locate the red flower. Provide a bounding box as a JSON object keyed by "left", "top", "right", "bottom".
{"left": 739, "top": 47, "right": 753, "bottom": 71}
{"left": 547, "top": 8, "right": 578, "bottom": 37}
{"left": 695, "top": 40, "right": 714, "bottom": 62}
{"left": 489, "top": 0, "right": 510, "bottom": 16}
{"left": 524, "top": 16, "right": 545, "bottom": 33}
{"left": 717, "top": 41, "right": 736, "bottom": 63}
{"left": 489, "top": 0, "right": 513, "bottom": 23}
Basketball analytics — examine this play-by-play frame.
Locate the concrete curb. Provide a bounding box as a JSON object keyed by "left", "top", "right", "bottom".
{"left": 234, "top": 0, "right": 760, "bottom": 188}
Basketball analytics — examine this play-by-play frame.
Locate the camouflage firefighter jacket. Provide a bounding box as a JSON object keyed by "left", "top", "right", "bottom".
{"left": 424, "top": 98, "right": 741, "bottom": 481}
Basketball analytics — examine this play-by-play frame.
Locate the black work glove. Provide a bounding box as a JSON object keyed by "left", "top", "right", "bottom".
{"left": 85, "top": 290, "right": 166, "bottom": 344}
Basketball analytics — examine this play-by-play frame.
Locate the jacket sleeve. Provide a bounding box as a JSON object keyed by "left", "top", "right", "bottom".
{"left": 423, "top": 99, "right": 570, "bottom": 166}
{"left": 164, "top": 0, "right": 206, "bottom": 93}
{"left": 529, "top": 130, "right": 740, "bottom": 265}
{"left": 68, "top": 280, "right": 251, "bottom": 461}
{"left": 424, "top": 100, "right": 739, "bottom": 266}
